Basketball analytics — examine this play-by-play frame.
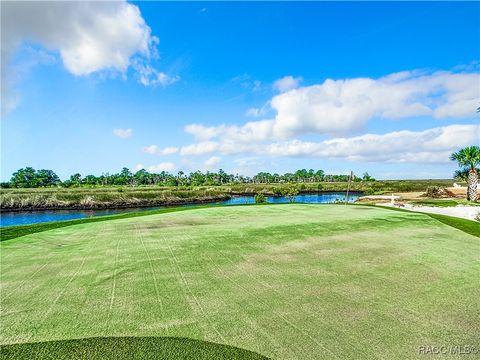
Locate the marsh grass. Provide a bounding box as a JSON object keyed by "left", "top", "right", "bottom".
{"left": 0, "top": 180, "right": 456, "bottom": 210}
{"left": 0, "top": 187, "right": 229, "bottom": 210}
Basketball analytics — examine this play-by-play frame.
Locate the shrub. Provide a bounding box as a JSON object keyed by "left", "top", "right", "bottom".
{"left": 272, "top": 187, "right": 283, "bottom": 196}
{"left": 363, "top": 188, "right": 375, "bottom": 195}
{"left": 254, "top": 193, "right": 267, "bottom": 204}
{"left": 285, "top": 186, "right": 299, "bottom": 202}
{"left": 424, "top": 186, "right": 444, "bottom": 198}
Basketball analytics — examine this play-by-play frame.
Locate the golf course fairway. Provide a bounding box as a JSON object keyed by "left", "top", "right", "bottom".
{"left": 1, "top": 204, "right": 479, "bottom": 359}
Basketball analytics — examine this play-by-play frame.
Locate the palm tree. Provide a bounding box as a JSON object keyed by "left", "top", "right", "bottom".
{"left": 450, "top": 146, "right": 480, "bottom": 201}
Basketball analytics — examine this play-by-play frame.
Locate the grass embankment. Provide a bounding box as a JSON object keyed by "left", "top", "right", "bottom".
{"left": 1, "top": 204, "right": 479, "bottom": 359}
{"left": 371, "top": 204, "right": 480, "bottom": 238}
{"left": 427, "top": 213, "right": 480, "bottom": 237}
{"left": 0, "top": 179, "right": 455, "bottom": 211}
{"left": 409, "top": 199, "right": 480, "bottom": 207}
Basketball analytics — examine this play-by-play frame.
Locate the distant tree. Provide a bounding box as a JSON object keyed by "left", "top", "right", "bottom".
{"left": 315, "top": 170, "right": 325, "bottom": 181}
{"left": 134, "top": 169, "right": 149, "bottom": 185}
{"left": 69, "top": 173, "right": 82, "bottom": 186}
{"left": 3, "top": 166, "right": 374, "bottom": 188}
{"left": 362, "top": 172, "right": 375, "bottom": 182}
{"left": 36, "top": 169, "right": 60, "bottom": 187}
{"left": 115, "top": 167, "right": 133, "bottom": 185}
{"left": 9, "top": 167, "right": 60, "bottom": 188}
{"left": 450, "top": 145, "right": 480, "bottom": 201}
{"left": 83, "top": 175, "right": 99, "bottom": 186}
{"left": 10, "top": 167, "right": 37, "bottom": 187}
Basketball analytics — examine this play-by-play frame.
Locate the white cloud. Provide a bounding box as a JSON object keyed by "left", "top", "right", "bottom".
{"left": 178, "top": 124, "right": 480, "bottom": 164}
{"left": 132, "top": 162, "right": 178, "bottom": 174}
{"left": 113, "top": 128, "right": 133, "bottom": 138}
{"left": 180, "top": 141, "right": 221, "bottom": 156}
{"left": 1, "top": 1, "right": 177, "bottom": 115}
{"left": 245, "top": 103, "right": 270, "bottom": 118}
{"left": 232, "top": 157, "right": 277, "bottom": 176}
{"left": 184, "top": 120, "right": 276, "bottom": 144}
{"left": 269, "top": 70, "right": 479, "bottom": 138}
{"left": 180, "top": 156, "right": 222, "bottom": 173}
{"left": 133, "top": 163, "right": 145, "bottom": 172}
{"left": 147, "top": 162, "right": 176, "bottom": 172}
{"left": 143, "top": 145, "right": 178, "bottom": 155}
{"left": 3, "top": 1, "right": 154, "bottom": 76}
{"left": 134, "top": 61, "right": 179, "bottom": 87}
{"left": 204, "top": 156, "right": 221, "bottom": 170}
{"left": 1, "top": 46, "right": 56, "bottom": 117}
{"left": 272, "top": 75, "right": 302, "bottom": 92}
{"left": 184, "top": 68, "right": 479, "bottom": 141}
{"left": 246, "top": 108, "right": 262, "bottom": 117}
{"left": 265, "top": 124, "right": 479, "bottom": 163}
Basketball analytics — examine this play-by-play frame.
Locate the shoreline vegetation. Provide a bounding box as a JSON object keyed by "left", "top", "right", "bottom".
{"left": 0, "top": 179, "right": 456, "bottom": 211}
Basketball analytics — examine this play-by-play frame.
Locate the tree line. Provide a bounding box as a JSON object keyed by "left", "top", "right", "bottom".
{"left": 1, "top": 167, "right": 376, "bottom": 188}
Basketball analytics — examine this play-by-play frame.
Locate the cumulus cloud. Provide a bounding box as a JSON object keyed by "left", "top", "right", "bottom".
{"left": 132, "top": 162, "right": 176, "bottom": 173}
{"left": 2, "top": 1, "right": 154, "bottom": 75}
{"left": 266, "top": 124, "right": 479, "bottom": 163}
{"left": 272, "top": 75, "right": 302, "bottom": 92}
{"left": 184, "top": 68, "right": 479, "bottom": 141}
{"left": 184, "top": 120, "right": 276, "bottom": 143}
{"left": 268, "top": 70, "right": 479, "bottom": 138}
{"left": 179, "top": 124, "right": 479, "bottom": 164}
{"left": 232, "top": 157, "right": 277, "bottom": 176}
{"left": 143, "top": 145, "right": 178, "bottom": 155}
{"left": 146, "top": 162, "right": 176, "bottom": 172}
{"left": 113, "top": 128, "right": 133, "bottom": 138}
{"left": 1, "top": 1, "right": 177, "bottom": 115}
{"left": 180, "top": 156, "right": 222, "bottom": 173}
{"left": 204, "top": 156, "right": 221, "bottom": 170}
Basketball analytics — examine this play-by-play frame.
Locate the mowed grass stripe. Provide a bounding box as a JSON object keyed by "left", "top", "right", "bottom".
{"left": 1, "top": 204, "right": 479, "bottom": 359}
{"left": 180, "top": 232, "right": 299, "bottom": 359}
{"left": 186, "top": 231, "right": 348, "bottom": 359}
{"left": 206, "top": 232, "right": 371, "bottom": 359}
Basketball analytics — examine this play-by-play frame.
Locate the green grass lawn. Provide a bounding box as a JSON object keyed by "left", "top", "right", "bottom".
{"left": 409, "top": 199, "right": 480, "bottom": 207}
{"left": 1, "top": 204, "right": 479, "bottom": 359}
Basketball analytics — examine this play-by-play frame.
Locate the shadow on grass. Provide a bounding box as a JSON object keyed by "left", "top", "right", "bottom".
{"left": 0, "top": 336, "right": 270, "bottom": 360}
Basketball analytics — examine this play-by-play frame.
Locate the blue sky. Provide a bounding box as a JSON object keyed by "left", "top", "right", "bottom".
{"left": 2, "top": 1, "right": 479, "bottom": 181}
